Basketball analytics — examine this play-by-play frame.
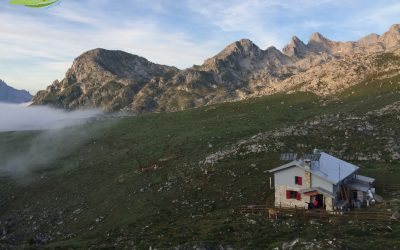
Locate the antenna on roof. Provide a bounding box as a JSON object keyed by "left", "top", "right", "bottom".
{"left": 279, "top": 152, "right": 298, "bottom": 161}
{"left": 311, "top": 153, "right": 321, "bottom": 161}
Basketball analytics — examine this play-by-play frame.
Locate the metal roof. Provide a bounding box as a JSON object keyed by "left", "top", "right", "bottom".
{"left": 310, "top": 152, "right": 359, "bottom": 184}
{"left": 347, "top": 181, "right": 371, "bottom": 192}
{"left": 268, "top": 160, "right": 299, "bottom": 173}
{"left": 269, "top": 152, "right": 359, "bottom": 184}
{"left": 346, "top": 174, "right": 375, "bottom": 192}
{"left": 355, "top": 174, "right": 375, "bottom": 183}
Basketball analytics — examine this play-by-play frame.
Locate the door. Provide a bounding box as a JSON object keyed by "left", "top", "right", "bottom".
{"left": 310, "top": 194, "right": 324, "bottom": 209}
{"left": 316, "top": 194, "right": 324, "bottom": 208}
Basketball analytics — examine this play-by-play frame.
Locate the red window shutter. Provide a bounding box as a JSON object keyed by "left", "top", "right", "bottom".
{"left": 296, "top": 192, "right": 301, "bottom": 200}
{"left": 298, "top": 177, "right": 302, "bottom": 186}
{"left": 286, "top": 190, "right": 291, "bottom": 199}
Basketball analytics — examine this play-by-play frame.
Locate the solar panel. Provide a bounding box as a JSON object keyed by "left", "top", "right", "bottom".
{"left": 280, "top": 153, "right": 298, "bottom": 161}
{"left": 303, "top": 154, "right": 313, "bottom": 160}
{"left": 302, "top": 153, "right": 321, "bottom": 161}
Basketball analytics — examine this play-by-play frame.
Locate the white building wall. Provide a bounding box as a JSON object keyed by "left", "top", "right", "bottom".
{"left": 274, "top": 166, "right": 333, "bottom": 192}
{"left": 311, "top": 174, "right": 333, "bottom": 192}
{"left": 274, "top": 166, "right": 306, "bottom": 188}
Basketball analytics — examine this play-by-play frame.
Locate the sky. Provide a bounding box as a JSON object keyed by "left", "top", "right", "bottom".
{"left": 1, "top": 0, "right": 400, "bottom": 94}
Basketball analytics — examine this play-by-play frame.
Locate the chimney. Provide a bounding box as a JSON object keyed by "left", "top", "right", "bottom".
{"left": 304, "top": 158, "right": 312, "bottom": 188}
{"left": 304, "top": 159, "right": 311, "bottom": 170}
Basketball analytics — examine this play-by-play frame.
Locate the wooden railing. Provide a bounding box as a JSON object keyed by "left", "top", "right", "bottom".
{"left": 236, "top": 205, "right": 399, "bottom": 222}
{"left": 236, "top": 205, "right": 267, "bottom": 214}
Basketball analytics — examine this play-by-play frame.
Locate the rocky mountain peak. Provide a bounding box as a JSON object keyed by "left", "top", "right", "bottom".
{"left": 237, "top": 38, "right": 255, "bottom": 47}
{"left": 357, "top": 33, "right": 380, "bottom": 46}
{"left": 71, "top": 48, "right": 131, "bottom": 70}
{"left": 291, "top": 35, "right": 302, "bottom": 43}
{"left": 309, "top": 32, "right": 330, "bottom": 43}
{"left": 380, "top": 24, "right": 400, "bottom": 48}
{"left": 72, "top": 48, "right": 145, "bottom": 71}
{"left": 216, "top": 39, "right": 260, "bottom": 58}
{"left": 202, "top": 38, "right": 264, "bottom": 71}
{"left": 307, "top": 32, "right": 333, "bottom": 53}
{"left": 388, "top": 24, "right": 400, "bottom": 34}
{"left": 265, "top": 45, "right": 281, "bottom": 53}
{"left": 68, "top": 48, "right": 177, "bottom": 84}
{"left": 77, "top": 48, "right": 106, "bottom": 58}
{"left": 282, "top": 36, "right": 308, "bottom": 57}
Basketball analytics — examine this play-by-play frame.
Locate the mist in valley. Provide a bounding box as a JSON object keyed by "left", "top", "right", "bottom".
{"left": 0, "top": 103, "right": 104, "bottom": 177}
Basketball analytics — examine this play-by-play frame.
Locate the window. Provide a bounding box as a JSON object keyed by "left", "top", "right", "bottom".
{"left": 295, "top": 176, "right": 302, "bottom": 185}
{"left": 286, "top": 190, "right": 301, "bottom": 200}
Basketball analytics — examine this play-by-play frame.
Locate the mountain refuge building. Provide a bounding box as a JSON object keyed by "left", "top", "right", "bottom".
{"left": 268, "top": 150, "right": 376, "bottom": 211}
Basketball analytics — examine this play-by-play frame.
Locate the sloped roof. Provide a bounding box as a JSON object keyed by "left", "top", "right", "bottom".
{"left": 311, "top": 152, "right": 359, "bottom": 184}
{"left": 355, "top": 174, "right": 375, "bottom": 183}
{"left": 268, "top": 160, "right": 299, "bottom": 173}
{"left": 347, "top": 180, "right": 372, "bottom": 192}
{"left": 269, "top": 152, "right": 359, "bottom": 184}
{"left": 346, "top": 174, "right": 375, "bottom": 192}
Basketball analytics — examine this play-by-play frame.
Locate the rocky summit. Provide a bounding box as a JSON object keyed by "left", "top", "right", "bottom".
{"left": 33, "top": 24, "right": 400, "bottom": 113}
{"left": 0, "top": 79, "right": 32, "bottom": 104}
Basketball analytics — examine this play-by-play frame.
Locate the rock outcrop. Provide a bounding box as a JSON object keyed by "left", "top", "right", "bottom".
{"left": 33, "top": 49, "right": 179, "bottom": 112}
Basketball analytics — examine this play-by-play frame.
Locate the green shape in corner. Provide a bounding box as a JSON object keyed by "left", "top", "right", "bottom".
{"left": 9, "top": 0, "right": 61, "bottom": 8}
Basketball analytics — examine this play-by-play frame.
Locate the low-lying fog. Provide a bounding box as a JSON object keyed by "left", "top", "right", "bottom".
{"left": 0, "top": 103, "right": 104, "bottom": 177}
{"left": 0, "top": 103, "right": 101, "bottom": 132}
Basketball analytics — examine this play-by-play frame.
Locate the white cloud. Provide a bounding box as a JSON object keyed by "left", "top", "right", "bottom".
{"left": 2, "top": 0, "right": 400, "bottom": 94}
{"left": 185, "top": 0, "right": 338, "bottom": 48}
{"left": 0, "top": 3, "right": 222, "bottom": 93}
{"left": 347, "top": 3, "right": 400, "bottom": 33}
{"left": 186, "top": 0, "right": 284, "bottom": 48}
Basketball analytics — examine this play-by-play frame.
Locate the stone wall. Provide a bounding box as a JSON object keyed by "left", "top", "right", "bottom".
{"left": 325, "top": 197, "right": 333, "bottom": 211}
{"left": 304, "top": 171, "right": 311, "bottom": 188}
{"left": 274, "top": 184, "right": 308, "bottom": 209}
{"left": 275, "top": 184, "right": 335, "bottom": 211}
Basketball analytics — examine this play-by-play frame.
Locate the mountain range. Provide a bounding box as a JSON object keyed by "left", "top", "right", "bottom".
{"left": 32, "top": 24, "right": 400, "bottom": 112}
{"left": 0, "top": 79, "right": 32, "bottom": 104}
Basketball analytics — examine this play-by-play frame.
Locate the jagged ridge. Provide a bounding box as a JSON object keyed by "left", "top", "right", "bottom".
{"left": 33, "top": 24, "right": 400, "bottom": 112}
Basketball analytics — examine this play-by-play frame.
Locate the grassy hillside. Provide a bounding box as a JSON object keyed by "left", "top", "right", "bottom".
{"left": 1, "top": 76, "right": 400, "bottom": 249}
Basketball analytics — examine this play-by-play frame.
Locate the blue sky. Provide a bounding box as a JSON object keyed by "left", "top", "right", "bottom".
{"left": 1, "top": 0, "right": 400, "bottom": 94}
